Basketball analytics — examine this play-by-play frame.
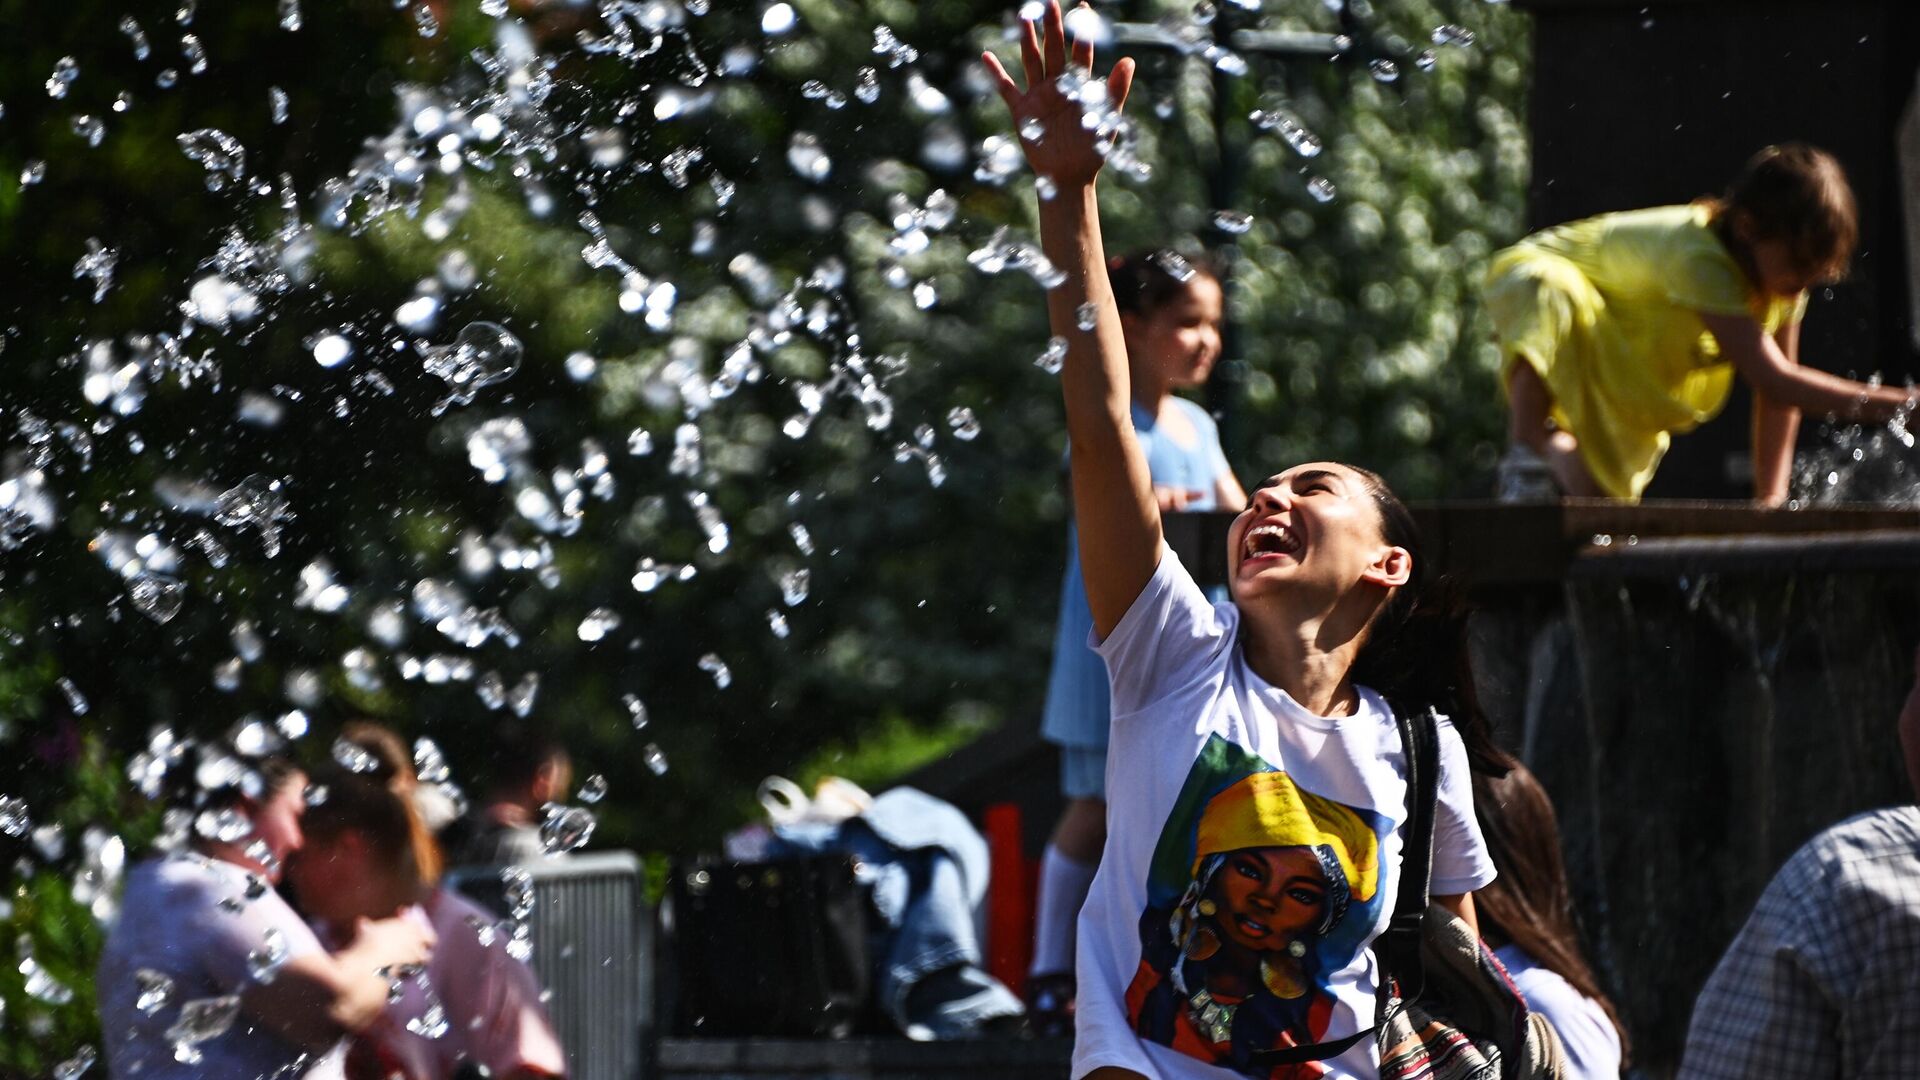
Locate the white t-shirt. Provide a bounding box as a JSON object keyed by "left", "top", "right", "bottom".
{"left": 97, "top": 853, "right": 347, "bottom": 1080}
{"left": 1074, "top": 546, "right": 1496, "bottom": 1080}
{"left": 1494, "top": 945, "right": 1622, "bottom": 1080}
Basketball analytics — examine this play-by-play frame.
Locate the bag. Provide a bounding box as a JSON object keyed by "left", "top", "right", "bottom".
{"left": 667, "top": 853, "right": 873, "bottom": 1038}
{"left": 1373, "top": 708, "right": 1567, "bottom": 1080}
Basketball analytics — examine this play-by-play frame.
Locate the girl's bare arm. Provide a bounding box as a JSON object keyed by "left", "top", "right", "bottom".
{"left": 1703, "top": 311, "right": 1910, "bottom": 422}
{"left": 1749, "top": 319, "right": 1802, "bottom": 506}
{"left": 984, "top": 2, "right": 1157, "bottom": 639}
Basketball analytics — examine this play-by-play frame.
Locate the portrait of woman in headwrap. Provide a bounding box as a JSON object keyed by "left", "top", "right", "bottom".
{"left": 1126, "top": 739, "right": 1386, "bottom": 1079}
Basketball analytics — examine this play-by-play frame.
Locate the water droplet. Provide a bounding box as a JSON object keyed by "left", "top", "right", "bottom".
{"left": 72, "top": 238, "right": 116, "bottom": 303}
{"left": 1075, "top": 302, "right": 1098, "bottom": 331}
{"left": 181, "top": 34, "right": 208, "bottom": 75}
{"left": 1307, "top": 176, "right": 1337, "bottom": 203}
{"left": 278, "top": 0, "right": 302, "bottom": 31}
{"left": 53, "top": 1046, "right": 97, "bottom": 1080}
{"left": 1212, "top": 210, "right": 1254, "bottom": 234}
{"left": 780, "top": 567, "right": 810, "bottom": 606}
{"left": 332, "top": 737, "right": 379, "bottom": 774}
{"left": 413, "top": 4, "right": 439, "bottom": 37}
{"left": 21, "top": 160, "right": 47, "bottom": 187}
{"left": 71, "top": 115, "right": 105, "bottom": 148}
{"left": 539, "top": 804, "right": 596, "bottom": 853}
{"left": 0, "top": 797, "right": 29, "bottom": 837}
{"left": 697, "top": 653, "right": 732, "bottom": 688}
{"left": 269, "top": 87, "right": 289, "bottom": 125}
{"left": 912, "top": 279, "right": 937, "bottom": 309}
{"left": 56, "top": 677, "right": 89, "bottom": 715}
{"left": 46, "top": 57, "right": 79, "bottom": 99}
{"left": 128, "top": 573, "right": 186, "bottom": 624}
{"left": 502, "top": 866, "right": 535, "bottom": 919}
{"left": 766, "top": 609, "right": 790, "bottom": 638}
{"left": 247, "top": 928, "right": 288, "bottom": 983}
{"left": 176, "top": 128, "right": 246, "bottom": 192}
{"left": 1034, "top": 335, "right": 1068, "bottom": 374}
{"left": 310, "top": 332, "right": 352, "bottom": 369}
{"left": 423, "top": 321, "right": 523, "bottom": 412}
{"left": 854, "top": 67, "right": 880, "bottom": 103}
{"left": 947, "top": 406, "right": 980, "bottom": 441}
{"left": 135, "top": 969, "right": 175, "bottom": 1013}
{"left": 622, "top": 694, "right": 649, "bottom": 730}
{"left": 787, "top": 132, "right": 831, "bottom": 181}
{"left": 643, "top": 744, "right": 670, "bottom": 775}
{"left": 22, "top": 957, "right": 75, "bottom": 1005}
{"left": 576, "top": 608, "right": 621, "bottom": 642}
{"left": 1432, "top": 24, "right": 1475, "bottom": 47}
{"left": 578, "top": 775, "right": 608, "bottom": 803}
{"left": 1150, "top": 250, "right": 1196, "bottom": 282}
{"left": 1368, "top": 58, "right": 1399, "bottom": 83}
{"left": 166, "top": 996, "right": 241, "bottom": 1058}
{"left": 761, "top": 2, "right": 797, "bottom": 34}
{"left": 120, "top": 18, "right": 152, "bottom": 60}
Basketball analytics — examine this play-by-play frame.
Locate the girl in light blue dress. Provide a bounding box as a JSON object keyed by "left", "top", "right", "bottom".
{"left": 1029, "top": 249, "right": 1245, "bottom": 1029}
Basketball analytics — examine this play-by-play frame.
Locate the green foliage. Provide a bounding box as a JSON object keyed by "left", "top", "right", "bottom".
{"left": 0, "top": 0, "right": 1527, "bottom": 1065}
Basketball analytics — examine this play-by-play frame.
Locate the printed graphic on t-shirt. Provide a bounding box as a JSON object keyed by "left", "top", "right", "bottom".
{"left": 1125, "top": 735, "right": 1392, "bottom": 1079}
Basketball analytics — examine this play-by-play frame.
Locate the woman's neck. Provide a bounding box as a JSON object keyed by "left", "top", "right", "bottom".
{"left": 1237, "top": 599, "right": 1375, "bottom": 717}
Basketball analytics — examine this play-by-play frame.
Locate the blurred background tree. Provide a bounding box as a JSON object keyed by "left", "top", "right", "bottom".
{"left": 0, "top": 0, "right": 1526, "bottom": 1068}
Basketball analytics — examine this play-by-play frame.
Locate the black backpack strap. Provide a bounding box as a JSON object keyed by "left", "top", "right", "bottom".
{"left": 1379, "top": 706, "right": 1441, "bottom": 1005}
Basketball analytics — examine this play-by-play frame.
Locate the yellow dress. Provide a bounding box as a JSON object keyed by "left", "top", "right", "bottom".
{"left": 1483, "top": 203, "right": 1807, "bottom": 500}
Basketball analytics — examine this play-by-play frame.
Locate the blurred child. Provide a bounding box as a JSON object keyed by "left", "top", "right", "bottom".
{"left": 1486, "top": 143, "right": 1911, "bottom": 503}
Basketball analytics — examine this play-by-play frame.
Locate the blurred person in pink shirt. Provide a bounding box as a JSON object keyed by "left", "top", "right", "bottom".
{"left": 289, "top": 765, "right": 566, "bottom": 1080}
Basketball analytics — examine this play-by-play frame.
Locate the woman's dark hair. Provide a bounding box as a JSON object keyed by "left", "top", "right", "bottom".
{"left": 1345, "top": 466, "right": 1512, "bottom": 778}
{"left": 338, "top": 721, "right": 444, "bottom": 885}
{"left": 302, "top": 766, "right": 422, "bottom": 895}
{"left": 1472, "top": 763, "right": 1631, "bottom": 1059}
{"left": 1703, "top": 142, "right": 1857, "bottom": 283}
{"left": 1107, "top": 248, "right": 1218, "bottom": 318}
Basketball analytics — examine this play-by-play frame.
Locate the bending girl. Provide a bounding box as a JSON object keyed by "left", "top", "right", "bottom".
{"left": 1487, "top": 143, "right": 1910, "bottom": 502}
{"left": 985, "top": 6, "right": 1503, "bottom": 1077}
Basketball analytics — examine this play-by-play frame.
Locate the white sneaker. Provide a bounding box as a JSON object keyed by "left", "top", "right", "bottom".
{"left": 1496, "top": 445, "right": 1559, "bottom": 503}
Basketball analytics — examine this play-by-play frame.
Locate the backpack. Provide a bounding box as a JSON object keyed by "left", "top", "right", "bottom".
{"left": 1372, "top": 707, "right": 1568, "bottom": 1080}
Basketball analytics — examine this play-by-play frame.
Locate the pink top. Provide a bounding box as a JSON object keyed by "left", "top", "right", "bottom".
{"left": 349, "top": 888, "right": 567, "bottom": 1079}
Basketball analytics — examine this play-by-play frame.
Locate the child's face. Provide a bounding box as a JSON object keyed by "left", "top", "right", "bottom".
{"left": 1746, "top": 237, "right": 1821, "bottom": 300}
{"left": 1124, "top": 276, "right": 1223, "bottom": 390}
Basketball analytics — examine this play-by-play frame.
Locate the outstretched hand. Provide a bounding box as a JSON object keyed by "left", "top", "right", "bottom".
{"left": 981, "top": 0, "right": 1135, "bottom": 191}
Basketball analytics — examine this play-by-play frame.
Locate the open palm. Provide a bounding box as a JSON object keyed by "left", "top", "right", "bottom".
{"left": 982, "top": 1, "right": 1136, "bottom": 190}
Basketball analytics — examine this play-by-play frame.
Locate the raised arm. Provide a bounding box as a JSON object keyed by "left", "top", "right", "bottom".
{"left": 1703, "top": 311, "right": 1911, "bottom": 423}
{"left": 984, "top": 1, "right": 1158, "bottom": 639}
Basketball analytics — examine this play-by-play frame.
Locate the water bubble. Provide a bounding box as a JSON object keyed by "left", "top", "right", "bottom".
{"left": 279, "top": 0, "right": 302, "bottom": 31}
{"left": 761, "top": 2, "right": 797, "bottom": 34}
{"left": 1307, "top": 176, "right": 1337, "bottom": 203}
{"left": 181, "top": 34, "right": 208, "bottom": 75}
{"left": 0, "top": 797, "right": 28, "bottom": 837}
{"left": 46, "top": 57, "right": 79, "bottom": 99}
{"left": 643, "top": 743, "right": 669, "bottom": 775}
{"left": 332, "top": 738, "right": 380, "bottom": 774}
{"left": 787, "top": 132, "right": 831, "bottom": 182}
{"left": 1212, "top": 210, "right": 1254, "bottom": 234}
{"left": 697, "top": 653, "right": 732, "bottom": 688}
{"left": 578, "top": 775, "right": 607, "bottom": 803}
{"left": 128, "top": 573, "right": 186, "bottom": 623}
{"left": 120, "top": 18, "right": 151, "bottom": 60}
{"left": 872, "top": 24, "right": 919, "bottom": 68}
{"left": 166, "top": 996, "right": 240, "bottom": 1061}
{"left": 780, "top": 567, "right": 810, "bottom": 607}
{"left": 1368, "top": 58, "right": 1399, "bottom": 83}
{"left": 269, "top": 87, "right": 289, "bottom": 124}
{"left": 135, "top": 969, "right": 175, "bottom": 1013}
{"left": 214, "top": 474, "right": 291, "bottom": 556}
{"left": 73, "top": 238, "right": 117, "bottom": 303}
{"left": 247, "top": 928, "right": 288, "bottom": 983}
{"left": 540, "top": 804, "right": 596, "bottom": 854}
{"left": 53, "top": 1047, "right": 97, "bottom": 1080}
{"left": 502, "top": 866, "right": 536, "bottom": 919}
{"left": 1075, "top": 302, "right": 1098, "bottom": 331}
{"left": 424, "top": 321, "right": 523, "bottom": 413}
{"left": 577, "top": 608, "right": 621, "bottom": 642}
{"left": 71, "top": 115, "right": 106, "bottom": 148}
{"left": 176, "top": 129, "right": 246, "bottom": 192}
{"left": 1150, "top": 250, "right": 1196, "bottom": 282}
{"left": 1035, "top": 335, "right": 1068, "bottom": 374}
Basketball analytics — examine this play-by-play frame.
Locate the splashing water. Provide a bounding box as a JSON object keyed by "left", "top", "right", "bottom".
{"left": 1788, "top": 396, "right": 1920, "bottom": 507}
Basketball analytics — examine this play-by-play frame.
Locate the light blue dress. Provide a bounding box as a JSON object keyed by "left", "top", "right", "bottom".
{"left": 1041, "top": 397, "right": 1232, "bottom": 788}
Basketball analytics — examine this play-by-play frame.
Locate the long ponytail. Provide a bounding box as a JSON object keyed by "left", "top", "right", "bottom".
{"left": 1345, "top": 466, "right": 1512, "bottom": 778}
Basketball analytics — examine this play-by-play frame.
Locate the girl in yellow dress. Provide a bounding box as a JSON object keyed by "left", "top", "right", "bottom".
{"left": 1486, "top": 144, "right": 1912, "bottom": 502}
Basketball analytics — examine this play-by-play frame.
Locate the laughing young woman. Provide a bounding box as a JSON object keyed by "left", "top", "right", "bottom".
{"left": 984, "top": 5, "right": 1506, "bottom": 1077}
